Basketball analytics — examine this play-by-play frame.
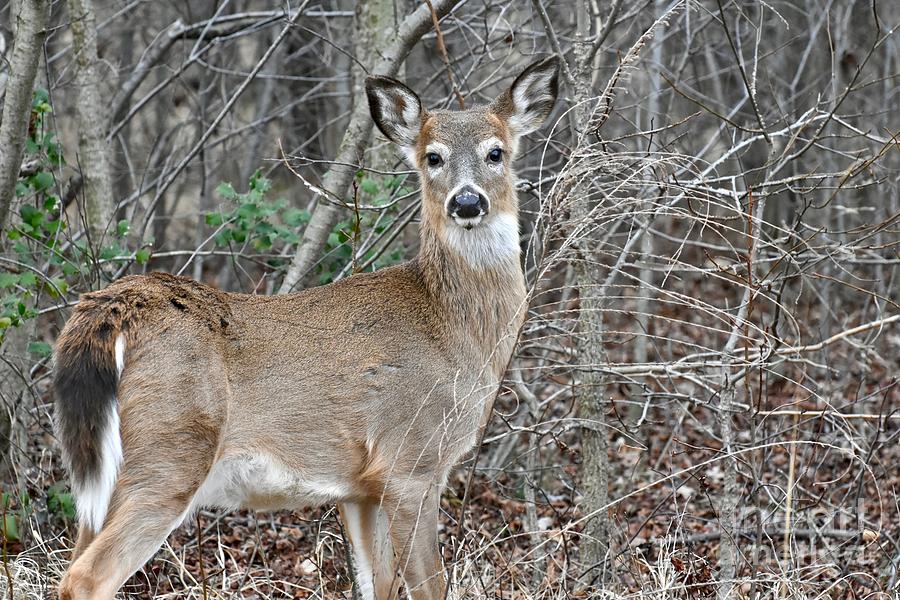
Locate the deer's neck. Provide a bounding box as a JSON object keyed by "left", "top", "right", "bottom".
{"left": 415, "top": 212, "right": 526, "bottom": 379}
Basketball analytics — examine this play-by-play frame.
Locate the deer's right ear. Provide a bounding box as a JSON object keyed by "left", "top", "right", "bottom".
{"left": 366, "top": 76, "right": 424, "bottom": 150}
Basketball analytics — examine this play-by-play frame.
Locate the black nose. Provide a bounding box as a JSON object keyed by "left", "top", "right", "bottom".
{"left": 448, "top": 187, "right": 488, "bottom": 219}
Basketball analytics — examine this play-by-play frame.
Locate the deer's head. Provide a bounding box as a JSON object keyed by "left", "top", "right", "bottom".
{"left": 366, "top": 57, "right": 560, "bottom": 240}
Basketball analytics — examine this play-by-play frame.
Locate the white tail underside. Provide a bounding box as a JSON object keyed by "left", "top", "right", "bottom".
{"left": 75, "top": 334, "right": 125, "bottom": 533}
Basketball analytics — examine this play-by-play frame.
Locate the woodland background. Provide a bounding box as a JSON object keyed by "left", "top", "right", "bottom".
{"left": 0, "top": 0, "right": 898, "bottom": 598}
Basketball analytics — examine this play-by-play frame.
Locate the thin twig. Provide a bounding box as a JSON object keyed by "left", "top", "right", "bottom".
{"left": 424, "top": 0, "right": 464, "bottom": 109}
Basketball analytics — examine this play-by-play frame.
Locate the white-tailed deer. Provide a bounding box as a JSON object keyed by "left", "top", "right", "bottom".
{"left": 53, "top": 56, "right": 559, "bottom": 600}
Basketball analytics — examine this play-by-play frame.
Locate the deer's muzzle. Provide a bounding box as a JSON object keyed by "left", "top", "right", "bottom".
{"left": 447, "top": 186, "right": 488, "bottom": 220}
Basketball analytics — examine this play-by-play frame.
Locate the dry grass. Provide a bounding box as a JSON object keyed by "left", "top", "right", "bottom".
{"left": 3, "top": 534, "right": 889, "bottom": 600}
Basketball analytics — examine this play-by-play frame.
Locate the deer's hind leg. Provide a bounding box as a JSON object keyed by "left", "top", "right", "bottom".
{"left": 69, "top": 526, "right": 95, "bottom": 561}
{"left": 59, "top": 492, "right": 191, "bottom": 600}
{"left": 58, "top": 406, "right": 218, "bottom": 599}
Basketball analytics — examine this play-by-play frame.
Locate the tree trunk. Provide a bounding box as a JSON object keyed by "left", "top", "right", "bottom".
{"left": 0, "top": 0, "right": 51, "bottom": 231}
{"left": 576, "top": 260, "right": 612, "bottom": 582}
{"left": 572, "top": 0, "right": 612, "bottom": 584}
{"left": 716, "top": 378, "right": 739, "bottom": 599}
{"left": 67, "top": 0, "right": 115, "bottom": 255}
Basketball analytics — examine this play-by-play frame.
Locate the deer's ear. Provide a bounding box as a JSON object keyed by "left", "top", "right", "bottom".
{"left": 492, "top": 56, "right": 561, "bottom": 137}
{"left": 366, "top": 76, "right": 424, "bottom": 149}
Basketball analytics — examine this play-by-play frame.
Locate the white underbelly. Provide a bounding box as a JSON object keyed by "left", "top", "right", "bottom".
{"left": 190, "top": 453, "right": 352, "bottom": 512}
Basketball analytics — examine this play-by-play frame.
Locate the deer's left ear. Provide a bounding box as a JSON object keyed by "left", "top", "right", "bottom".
{"left": 492, "top": 56, "right": 561, "bottom": 137}
{"left": 366, "top": 76, "right": 424, "bottom": 150}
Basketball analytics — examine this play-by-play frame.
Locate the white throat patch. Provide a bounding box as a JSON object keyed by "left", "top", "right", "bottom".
{"left": 444, "top": 212, "right": 520, "bottom": 268}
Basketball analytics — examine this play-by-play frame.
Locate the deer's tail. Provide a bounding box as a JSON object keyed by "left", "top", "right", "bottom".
{"left": 53, "top": 295, "right": 128, "bottom": 533}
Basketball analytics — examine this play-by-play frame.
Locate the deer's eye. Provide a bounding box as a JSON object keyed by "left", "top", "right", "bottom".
{"left": 426, "top": 153, "right": 443, "bottom": 167}
{"left": 487, "top": 148, "right": 503, "bottom": 163}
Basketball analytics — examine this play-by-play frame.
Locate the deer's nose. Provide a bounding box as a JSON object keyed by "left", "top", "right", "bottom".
{"left": 448, "top": 187, "right": 488, "bottom": 219}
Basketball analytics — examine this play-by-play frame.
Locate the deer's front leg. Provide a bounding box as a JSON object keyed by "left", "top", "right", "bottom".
{"left": 340, "top": 500, "right": 402, "bottom": 599}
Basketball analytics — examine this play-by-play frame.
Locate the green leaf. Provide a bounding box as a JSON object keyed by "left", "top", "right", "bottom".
{"left": 282, "top": 208, "right": 310, "bottom": 227}
{"left": 19, "top": 204, "right": 44, "bottom": 228}
{"left": 250, "top": 173, "right": 271, "bottom": 194}
{"left": 0, "top": 318, "right": 11, "bottom": 329}
{"left": 47, "top": 277, "right": 68, "bottom": 297}
{"left": 213, "top": 231, "right": 232, "bottom": 246}
{"left": 27, "top": 341, "right": 52, "bottom": 358}
{"left": 279, "top": 230, "right": 300, "bottom": 245}
{"left": 205, "top": 212, "right": 224, "bottom": 227}
{"left": 47, "top": 141, "right": 63, "bottom": 165}
{"left": 336, "top": 244, "right": 352, "bottom": 259}
{"left": 30, "top": 171, "right": 54, "bottom": 192}
{"left": 253, "top": 236, "right": 273, "bottom": 251}
{"left": 48, "top": 484, "right": 76, "bottom": 520}
{"left": 45, "top": 219, "right": 63, "bottom": 235}
{"left": 360, "top": 178, "right": 379, "bottom": 195}
{"left": 135, "top": 248, "right": 151, "bottom": 265}
{"left": 0, "top": 273, "right": 18, "bottom": 289}
{"left": 258, "top": 202, "right": 278, "bottom": 218}
{"left": 2, "top": 514, "right": 19, "bottom": 541}
{"left": 19, "top": 271, "right": 37, "bottom": 287}
{"left": 116, "top": 219, "right": 130, "bottom": 237}
{"left": 32, "top": 88, "right": 50, "bottom": 107}
{"left": 216, "top": 182, "right": 237, "bottom": 200}
{"left": 237, "top": 202, "right": 260, "bottom": 220}
{"left": 253, "top": 221, "right": 275, "bottom": 236}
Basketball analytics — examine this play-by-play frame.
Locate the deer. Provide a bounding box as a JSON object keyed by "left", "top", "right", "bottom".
{"left": 53, "top": 55, "right": 560, "bottom": 600}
